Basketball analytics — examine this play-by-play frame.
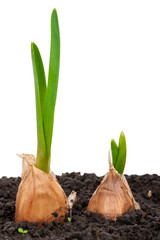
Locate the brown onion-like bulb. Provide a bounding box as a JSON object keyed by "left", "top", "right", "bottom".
{"left": 87, "top": 153, "right": 140, "bottom": 220}
{"left": 15, "top": 154, "right": 68, "bottom": 225}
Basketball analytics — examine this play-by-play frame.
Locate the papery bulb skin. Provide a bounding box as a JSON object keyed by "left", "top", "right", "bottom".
{"left": 15, "top": 154, "right": 68, "bottom": 225}
{"left": 87, "top": 164, "right": 140, "bottom": 220}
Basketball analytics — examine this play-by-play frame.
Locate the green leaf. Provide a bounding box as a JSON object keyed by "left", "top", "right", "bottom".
{"left": 115, "top": 131, "right": 127, "bottom": 175}
{"left": 43, "top": 9, "right": 60, "bottom": 160}
{"left": 31, "top": 42, "right": 48, "bottom": 173}
{"left": 18, "top": 228, "right": 28, "bottom": 234}
{"left": 31, "top": 42, "right": 46, "bottom": 116}
{"left": 111, "top": 139, "right": 119, "bottom": 167}
{"left": 18, "top": 228, "right": 23, "bottom": 233}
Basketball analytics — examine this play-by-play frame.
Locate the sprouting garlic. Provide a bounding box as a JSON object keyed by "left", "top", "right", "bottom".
{"left": 15, "top": 154, "right": 68, "bottom": 225}
{"left": 87, "top": 152, "right": 140, "bottom": 220}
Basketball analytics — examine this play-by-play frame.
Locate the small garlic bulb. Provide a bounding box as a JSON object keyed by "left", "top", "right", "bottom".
{"left": 87, "top": 153, "right": 140, "bottom": 220}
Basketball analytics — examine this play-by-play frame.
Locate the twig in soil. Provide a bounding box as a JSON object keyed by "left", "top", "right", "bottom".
{"left": 67, "top": 191, "right": 77, "bottom": 221}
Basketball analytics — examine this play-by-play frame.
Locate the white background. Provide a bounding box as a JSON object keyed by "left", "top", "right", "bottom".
{"left": 0, "top": 0, "right": 160, "bottom": 178}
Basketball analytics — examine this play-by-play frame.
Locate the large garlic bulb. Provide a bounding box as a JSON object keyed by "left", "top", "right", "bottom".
{"left": 15, "top": 154, "right": 68, "bottom": 224}
{"left": 87, "top": 153, "right": 140, "bottom": 220}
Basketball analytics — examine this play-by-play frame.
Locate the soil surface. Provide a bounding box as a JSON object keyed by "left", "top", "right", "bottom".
{"left": 0, "top": 173, "right": 160, "bottom": 240}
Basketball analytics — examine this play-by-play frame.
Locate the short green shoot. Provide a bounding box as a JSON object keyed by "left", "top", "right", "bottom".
{"left": 18, "top": 228, "right": 28, "bottom": 234}
{"left": 111, "top": 131, "right": 126, "bottom": 175}
{"left": 67, "top": 217, "right": 71, "bottom": 222}
{"left": 31, "top": 9, "right": 60, "bottom": 173}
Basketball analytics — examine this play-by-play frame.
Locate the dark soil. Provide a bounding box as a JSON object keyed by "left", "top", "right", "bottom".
{"left": 0, "top": 173, "right": 160, "bottom": 240}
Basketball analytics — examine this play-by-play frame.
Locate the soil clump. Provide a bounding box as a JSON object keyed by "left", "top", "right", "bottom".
{"left": 0, "top": 173, "right": 160, "bottom": 239}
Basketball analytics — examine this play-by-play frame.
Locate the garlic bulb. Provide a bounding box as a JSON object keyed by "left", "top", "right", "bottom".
{"left": 15, "top": 154, "right": 68, "bottom": 224}
{"left": 87, "top": 153, "right": 140, "bottom": 220}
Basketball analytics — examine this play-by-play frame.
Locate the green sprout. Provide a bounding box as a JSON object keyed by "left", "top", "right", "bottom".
{"left": 67, "top": 217, "right": 71, "bottom": 222}
{"left": 111, "top": 131, "right": 126, "bottom": 175}
{"left": 31, "top": 9, "right": 60, "bottom": 173}
{"left": 18, "top": 228, "right": 28, "bottom": 234}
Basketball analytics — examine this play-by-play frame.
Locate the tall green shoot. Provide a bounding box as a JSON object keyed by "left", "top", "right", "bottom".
{"left": 31, "top": 9, "right": 60, "bottom": 173}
